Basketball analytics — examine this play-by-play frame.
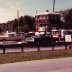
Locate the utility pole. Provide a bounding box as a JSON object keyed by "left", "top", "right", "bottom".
{"left": 36, "top": 11, "right": 37, "bottom": 14}
{"left": 53, "top": 0, "right": 56, "bottom": 12}
{"left": 17, "top": 10, "right": 19, "bottom": 33}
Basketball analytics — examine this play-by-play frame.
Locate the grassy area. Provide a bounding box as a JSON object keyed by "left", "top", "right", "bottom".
{"left": 0, "top": 49, "right": 72, "bottom": 64}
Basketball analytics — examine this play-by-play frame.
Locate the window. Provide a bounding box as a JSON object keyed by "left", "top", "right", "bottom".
{"left": 36, "top": 15, "right": 40, "bottom": 19}
{"left": 48, "top": 15, "right": 52, "bottom": 19}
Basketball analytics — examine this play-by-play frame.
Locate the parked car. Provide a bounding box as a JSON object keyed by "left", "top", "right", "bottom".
{"left": 25, "top": 36, "right": 40, "bottom": 43}
{"left": 25, "top": 34, "right": 53, "bottom": 45}
{"left": 0, "top": 31, "right": 25, "bottom": 41}
{"left": 24, "top": 32, "right": 35, "bottom": 37}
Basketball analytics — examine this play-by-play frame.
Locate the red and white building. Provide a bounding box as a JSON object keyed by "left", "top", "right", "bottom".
{"left": 35, "top": 11, "right": 61, "bottom": 32}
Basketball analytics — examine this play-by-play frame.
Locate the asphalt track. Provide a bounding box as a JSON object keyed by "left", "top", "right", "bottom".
{"left": 0, "top": 57, "right": 72, "bottom": 72}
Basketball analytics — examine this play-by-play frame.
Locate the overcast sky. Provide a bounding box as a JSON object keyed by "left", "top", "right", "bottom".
{"left": 0, "top": 0, "right": 72, "bottom": 23}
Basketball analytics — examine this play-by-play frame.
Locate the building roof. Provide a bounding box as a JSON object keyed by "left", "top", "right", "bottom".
{"left": 36, "top": 11, "right": 60, "bottom": 16}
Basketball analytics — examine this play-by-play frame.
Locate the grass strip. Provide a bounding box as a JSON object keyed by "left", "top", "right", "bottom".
{"left": 0, "top": 49, "right": 72, "bottom": 64}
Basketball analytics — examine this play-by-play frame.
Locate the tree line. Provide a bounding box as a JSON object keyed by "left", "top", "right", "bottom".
{"left": 0, "top": 8, "right": 72, "bottom": 33}
{"left": 0, "top": 15, "right": 35, "bottom": 33}
{"left": 62, "top": 9, "right": 72, "bottom": 29}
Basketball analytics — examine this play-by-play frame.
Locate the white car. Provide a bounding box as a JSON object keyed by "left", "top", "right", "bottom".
{"left": 25, "top": 36, "right": 35, "bottom": 43}
{"left": 25, "top": 36, "right": 40, "bottom": 43}
{"left": 0, "top": 32, "right": 25, "bottom": 41}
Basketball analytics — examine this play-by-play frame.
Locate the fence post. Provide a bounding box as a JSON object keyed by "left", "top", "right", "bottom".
{"left": 3, "top": 47, "right": 5, "bottom": 54}
{"left": 52, "top": 41, "right": 55, "bottom": 50}
{"left": 36, "top": 42, "right": 40, "bottom": 52}
{"left": 21, "top": 43, "right": 24, "bottom": 52}
{"left": 51, "top": 36, "right": 55, "bottom": 51}
{"left": 64, "top": 42, "right": 67, "bottom": 50}
{"left": 2, "top": 39, "right": 6, "bottom": 54}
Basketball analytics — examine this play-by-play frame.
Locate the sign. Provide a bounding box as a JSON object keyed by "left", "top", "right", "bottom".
{"left": 65, "top": 35, "right": 72, "bottom": 42}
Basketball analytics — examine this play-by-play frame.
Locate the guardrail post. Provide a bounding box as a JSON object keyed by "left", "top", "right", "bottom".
{"left": 65, "top": 43, "right": 67, "bottom": 50}
{"left": 21, "top": 43, "right": 24, "bottom": 52}
{"left": 64, "top": 41, "right": 67, "bottom": 50}
{"left": 2, "top": 39, "right": 6, "bottom": 54}
{"left": 36, "top": 42, "right": 40, "bottom": 52}
{"left": 51, "top": 37, "right": 55, "bottom": 51}
{"left": 52, "top": 41, "right": 55, "bottom": 50}
{"left": 3, "top": 47, "right": 5, "bottom": 54}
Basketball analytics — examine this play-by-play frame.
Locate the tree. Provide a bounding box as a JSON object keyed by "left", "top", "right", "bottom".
{"left": 0, "top": 15, "right": 35, "bottom": 32}
{"left": 0, "top": 28, "right": 2, "bottom": 33}
{"left": 23, "top": 15, "right": 35, "bottom": 32}
{"left": 12, "top": 15, "right": 35, "bottom": 32}
{"left": 63, "top": 9, "right": 72, "bottom": 29}
{"left": 12, "top": 19, "right": 18, "bottom": 32}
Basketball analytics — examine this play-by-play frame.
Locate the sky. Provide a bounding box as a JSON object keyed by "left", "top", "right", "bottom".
{"left": 0, "top": 0, "right": 72, "bottom": 23}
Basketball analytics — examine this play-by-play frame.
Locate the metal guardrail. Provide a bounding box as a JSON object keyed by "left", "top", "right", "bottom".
{"left": 0, "top": 42, "right": 25, "bottom": 54}
{"left": 0, "top": 41, "right": 72, "bottom": 54}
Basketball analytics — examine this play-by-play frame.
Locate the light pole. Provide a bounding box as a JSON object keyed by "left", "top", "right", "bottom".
{"left": 53, "top": 0, "right": 56, "bottom": 12}
{"left": 17, "top": 10, "right": 19, "bottom": 33}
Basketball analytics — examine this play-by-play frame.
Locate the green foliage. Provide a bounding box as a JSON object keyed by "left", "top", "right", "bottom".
{"left": 0, "top": 28, "right": 2, "bottom": 33}
{"left": 0, "top": 15, "right": 35, "bottom": 32}
{"left": 12, "top": 15, "right": 35, "bottom": 32}
{"left": 0, "top": 8, "right": 72, "bottom": 31}
{"left": 63, "top": 9, "right": 72, "bottom": 29}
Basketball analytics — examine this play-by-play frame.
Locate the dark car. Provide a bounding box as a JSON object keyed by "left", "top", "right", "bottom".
{"left": 34, "top": 34, "right": 53, "bottom": 46}
{"left": 25, "top": 34, "right": 54, "bottom": 46}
